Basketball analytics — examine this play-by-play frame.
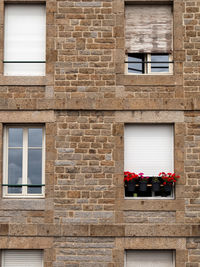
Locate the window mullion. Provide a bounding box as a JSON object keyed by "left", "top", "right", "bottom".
{"left": 147, "top": 54, "right": 151, "bottom": 74}
{"left": 4, "top": 127, "right": 8, "bottom": 195}
{"left": 42, "top": 128, "right": 45, "bottom": 196}
{"left": 23, "top": 128, "right": 28, "bottom": 196}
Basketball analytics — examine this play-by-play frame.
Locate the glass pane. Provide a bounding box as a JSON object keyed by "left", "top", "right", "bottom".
{"left": 8, "top": 128, "right": 23, "bottom": 147}
{"left": 128, "top": 54, "right": 145, "bottom": 74}
{"left": 28, "top": 149, "right": 42, "bottom": 194}
{"left": 28, "top": 128, "right": 43, "bottom": 147}
{"left": 151, "top": 54, "right": 169, "bottom": 73}
{"left": 8, "top": 148, "right": 22, "bottom": 194}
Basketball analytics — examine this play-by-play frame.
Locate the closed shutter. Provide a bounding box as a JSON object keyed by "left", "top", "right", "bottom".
{"left": 126, "top": 250, "right": 174, "bottom": 267}
{"left": 2, "top": 250, "right": 43, "bottom": 267}
{"left": 4, "top": 4, "right": 46, "bottom": 76}
{"left": 125, "top": 5, "right": 173, "bottom": 53}
{"left": 124, "top": 124, "right": 174, "bottom": 176}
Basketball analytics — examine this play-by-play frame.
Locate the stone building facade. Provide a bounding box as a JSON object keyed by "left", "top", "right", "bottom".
{"left": 0, "top": 0, "right": 199, "bottom": 266}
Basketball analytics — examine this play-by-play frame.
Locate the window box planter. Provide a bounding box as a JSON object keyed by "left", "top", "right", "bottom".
{"left": 152, "top": 181, "right": 161, "bottom": 192}
{"left": 127, "top": 179, "right": 137, "bottom": 192}
{"left": 139, "top": 180, "right": 148, "bottom": 192}
{"left": 163, "top": 183, "right": 172, "bottom": 193}
{"left": 124, "top": 172, "right": 180, "bottom": 198}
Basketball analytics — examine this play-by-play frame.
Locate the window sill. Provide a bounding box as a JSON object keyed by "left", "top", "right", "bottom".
{"left": 3, "top": 195, "right": 45, "bottom": 199}
{"left": 0, "top": 76, "right": 46, "bottom": 86}
{"left": 117, "top": 74, "right": 182, "bottom": 86}
{"left": 124, "top": 196, "right": 174, "bottom": 200}
{"left": 0, "top": 198, "right": 45, "bottom": 210}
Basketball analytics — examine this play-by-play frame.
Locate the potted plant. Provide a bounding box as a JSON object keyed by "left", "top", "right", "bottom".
{"left": 124, "top": 171, "right": 139, "bottom": 192}
{"left": 152, "top": 176, "right": 161, "bottom": 192}
{"left": 159, "top": 172, "right": 180, "bottom": 193}
{"left": 138, "top": 173, "right": 149, "bottom": 192}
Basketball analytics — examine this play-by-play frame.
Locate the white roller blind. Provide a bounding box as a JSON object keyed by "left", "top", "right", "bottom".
{"left": 4, "top": 4, "right": 46, "bottom": 76}
{"left": 126, "top": 250, "right": 174, "bottom": 267}
{"left": 2, "top": 250, "right": 43, "bottom": 267}
{"left": 124, "top": 124, "right": 174, "bottom": 176}
{"left": 125, "top": 5, "right": 173, "bottom": 53}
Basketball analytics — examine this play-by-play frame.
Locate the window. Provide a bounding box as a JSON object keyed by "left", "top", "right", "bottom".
{"left": 125, "top": 250, "right": 175, "bottom": 267}
{"left": 4, "top": 4, "right": 46, "bottom": 76}
{"left": 124, "top": 124, "right": 174, "bottom": 198}
{"left": 125, "top": 4, "right": 173, "bottom": 74}
{"left": 3, "top": 125, "right": 45, "bottom": 197}
{"left": 2, "top": 250, "right": 43, "bottom": 267}
{"left": 127, "top": 54, "right": 173, "bottom": 74}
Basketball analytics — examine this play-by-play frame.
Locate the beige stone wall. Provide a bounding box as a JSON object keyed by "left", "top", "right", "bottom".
{"left": 0, "top": 0, "right": 198, "bottom": 266}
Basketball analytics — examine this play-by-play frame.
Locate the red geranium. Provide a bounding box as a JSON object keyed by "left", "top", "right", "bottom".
{"left": 159, "top": 172, "right": 180, "bottom": 184}
{"left": 124, "top": 171, "right": 139, "bottom": 182}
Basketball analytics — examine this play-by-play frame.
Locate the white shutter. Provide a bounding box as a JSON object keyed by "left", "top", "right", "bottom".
{"left": 126, "top": 250, "right": 174, "bottom": 267}
{"left": 4, "top": 4, "right": 46, "bottom": 76}
{"left": 124, "top": 124, "right": 174, "bottom": 176}
{"left": 125, "top": 5, "right": 173, "bottom": 53}
{"left": 2, "top": 250, "right": 43, "bottom": 267}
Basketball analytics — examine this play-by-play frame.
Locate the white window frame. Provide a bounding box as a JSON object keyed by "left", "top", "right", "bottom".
{"left": 124, "top": 124, "right": 174, "bottom": 200}
{"left": 2, "top": 250, "right": 44, "bottom": 267}
{"left": 125, "top": 53, "right": 173, "bottom": 75}
{"left": 3, "top": 125, "right": 45, "bottom": 198}
{"left": 124, "top": 250, "right": 175, "bottom": 267}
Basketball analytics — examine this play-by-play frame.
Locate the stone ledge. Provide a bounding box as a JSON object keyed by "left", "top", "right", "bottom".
{"left": 0, "top": 76, "right": 46, "bottom": 86}
{"left": 3, "top": 224, "right": 200, "bottom": 237}
{"left": 0, "top": 199, "right": 45, "bottom": 210}
{"left": 117, "top": 74, "right": 182, "bottom": 86}
{"left": 0, "top": 110, "right": 55, "bottom": 123}
{"left": 118, "top": 199, "right": 185, "bottom": 211}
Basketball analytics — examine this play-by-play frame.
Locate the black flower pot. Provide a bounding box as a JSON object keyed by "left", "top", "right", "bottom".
{"left": 139, "top": 181, "right": 148, "bottom": 192}
{"left": 127, "top": 179, "right": 137, "bottom": 192}
{"left": 163, "top": 183, "right": 172, "bottom": 193}
{"left": 152, "top": 181, "right": 160, "bottom": 192}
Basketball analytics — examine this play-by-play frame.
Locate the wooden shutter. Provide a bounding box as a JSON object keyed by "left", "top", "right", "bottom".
{"left": 126, "top": 250, "right": 174, "bottom": 267}
{"left": 125, "top": 5, "right": 173, "bottom": 53}
{"left": 4, "top": 4, "right": 46, "bottom": 76}
{"left": 124, "top": 124, "right": 174, "bottom": 176}
{"left": 2, "top": 250, "right": 43, "bottom": 267}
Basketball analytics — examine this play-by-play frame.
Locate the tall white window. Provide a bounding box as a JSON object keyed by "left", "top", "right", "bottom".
{"left": 125, "top": 250, "right": 175, "bottom": 267}
{"left": 4, "top": 4, "right": 46, "bottom": 76}
{"left": 2, "top": 250, "right": 43, "bottom": 267}
{"left": 3, "top": 125, "right": 45, "bottom": 197}
{"left": 124, "top": 124, "right": 174, "bottom": 176}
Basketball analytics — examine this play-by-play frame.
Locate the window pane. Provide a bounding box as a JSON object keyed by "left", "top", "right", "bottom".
{"left": 28, "top": 128, "right": 43, "bottom": 147}
{"left": 8, "top": 128, "right": 23, "bottom": 147}
{"left": 151, "top": 54, "right": 169, "bottom": 73}
{"left": 28, "top": 149, "right": 42, "bottom": 194}
{"left": 8, "top": 148, "right": 22, "bottom": 193}
{"left": 128, "top": 54, "right": 145, "bottom": 74}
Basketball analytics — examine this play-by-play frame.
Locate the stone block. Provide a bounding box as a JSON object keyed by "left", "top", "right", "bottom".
{"left": 90, "top": 225, "right": 125, "bottom": 237}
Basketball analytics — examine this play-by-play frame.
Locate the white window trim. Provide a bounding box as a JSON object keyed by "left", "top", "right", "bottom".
{"left": 3, "top": 125, "right": 45, "bottom": 198}
{"left": 125, "top": 53, "right": 173, "bottom": 75}
{"left": 124, "top": 250, "right": 176, "bottom": 267}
